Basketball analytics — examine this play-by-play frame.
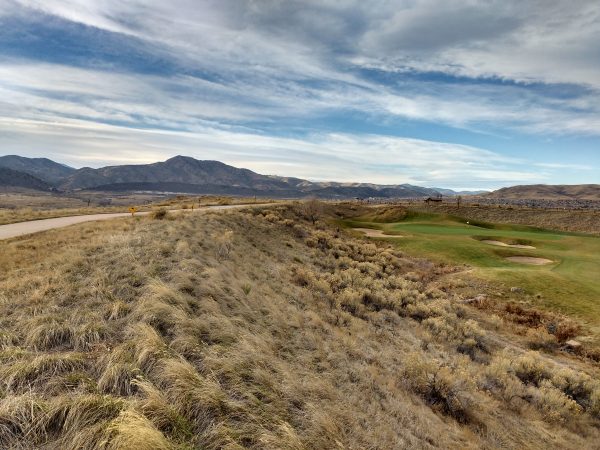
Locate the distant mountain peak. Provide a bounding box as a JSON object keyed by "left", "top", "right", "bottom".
{"left": 166, "top": 155, "right": 195, "bottom": 162}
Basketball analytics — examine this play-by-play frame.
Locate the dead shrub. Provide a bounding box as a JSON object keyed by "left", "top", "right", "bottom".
{"left": 526, "top": 327, "right": 557, "bottom": 351}
{"left": 151, "top": 208, "right": 168, "bottom": 220}
{"left": 552, "top": 319, "right": 581, "bottom": 343}
{"left": 401, "top": 353, "right": 476, "bottom": 423}
{"left": 504, "top": 303, "right": 543, "bottom": 327}
{"left": 300, "top": 199, "right": 322, "bottom": 225}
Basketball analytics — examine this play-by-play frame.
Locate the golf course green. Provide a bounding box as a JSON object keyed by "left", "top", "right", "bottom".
{"left": 343, "top": 210, "right": 600, "bottom": 332}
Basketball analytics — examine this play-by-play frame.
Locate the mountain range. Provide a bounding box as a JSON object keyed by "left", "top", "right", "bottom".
{"left": 0, "top": 155, "right": 482, "bottom": 199}
{"left": 2, "top": 155, "right": 597, "bottom": 200}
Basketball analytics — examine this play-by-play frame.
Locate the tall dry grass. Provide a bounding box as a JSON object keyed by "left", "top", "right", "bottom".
{"left": 0, "top": 203, "right": 598, "bottom": 448}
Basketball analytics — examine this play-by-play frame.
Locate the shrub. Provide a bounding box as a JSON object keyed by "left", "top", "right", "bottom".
{"left": 263, "top": 213, "right": 280, "bottom": 223}
{"left": 291, "top": 266, "right": 314, "bottom": 287}
{"left": 478, "top": 355, "right": 525, "bottom": 402}
{"left": 533, "top": 380, "right": 582, "bottom": 423}
{"left": 526, "top": 327, "right": 557, "bottom": 351}
{"left": 215, "top": 230, "right": 234, "bottom": 260}
{"left": 553, "top": 319, "right": 581, "bottom": 343}
{"left": 401, "top": 353, "right": 476, "bottom": 423}
{"left": 550, "top": 367, "right": 600, "bottom": 415}
{"left": 510, "top": 352, "right": 551, "bottom": 386}
{"left": 151, "top": 209, "right": 168, "bottom": 220}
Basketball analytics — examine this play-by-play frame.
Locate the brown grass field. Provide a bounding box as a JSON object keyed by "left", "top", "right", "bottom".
{"left": 1, "top": 202, "right": 599, "bottom": 449}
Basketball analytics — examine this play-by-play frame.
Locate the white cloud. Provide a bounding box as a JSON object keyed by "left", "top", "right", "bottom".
{"left": 2, "top": 61, "right": 600, "bottom": 138}
{"left": 11, "top": 0, "right": 600, "bottom": 88}
{"left": 0, "top": 0, "right": 599, "bottom": 187}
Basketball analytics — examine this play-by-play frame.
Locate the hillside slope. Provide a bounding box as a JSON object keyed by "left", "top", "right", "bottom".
{"left": 488, "top": 184, "right": 600, "bottom": 200}
{"left": 0, "top": 155, "right": 75, "bottom": 185}
{"left": 0, "top": 167, "right": 51, "bottom": 190}
{"left": 0, "top": 204, "right": 598, "bottom": 448}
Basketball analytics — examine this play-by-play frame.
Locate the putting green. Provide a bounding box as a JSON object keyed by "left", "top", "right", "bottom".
{"left": 344, "top": 210, "right": 600, "bottom": 330}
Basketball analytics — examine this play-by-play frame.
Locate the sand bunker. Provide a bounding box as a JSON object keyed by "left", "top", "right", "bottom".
{"left": 354, "top": 228, "right": 403, "bottom": 238}
{"left": 481, "top": 239, "right": 536, "bottom": 249}
{"left": 505, "top": 256, "right": 553, "bottom": 265}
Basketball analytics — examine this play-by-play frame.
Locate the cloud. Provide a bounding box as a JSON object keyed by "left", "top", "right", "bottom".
{"left": 12, "top": 0, "right": 599, "bottom": 87}
{"left": 2, "top": 60, "right": 600, "bottom": 138}
{"left": 0, "top": 0, "right": 599, "bottom": 188}
{"left": 1, "top": 1, "right": 599, "bottom": 135}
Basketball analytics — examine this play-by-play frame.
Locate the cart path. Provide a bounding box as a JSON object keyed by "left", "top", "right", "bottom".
{"left": 0, "top": 204, "right": 271, "bottom": 240}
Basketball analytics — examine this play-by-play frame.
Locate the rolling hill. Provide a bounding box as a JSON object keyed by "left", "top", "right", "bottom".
{"left": 487, "top": 184, "right": 600, "bottom": 200}
{"left": 0, "top": 155, "right": 75, "bottom": 185}
{"left": 0, "top": 167, "right": 51, "bottom": 191}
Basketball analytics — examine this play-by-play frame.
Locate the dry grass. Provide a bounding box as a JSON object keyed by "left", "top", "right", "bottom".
{"left": 0, "top": 202, "right": 598, "bottom": 448}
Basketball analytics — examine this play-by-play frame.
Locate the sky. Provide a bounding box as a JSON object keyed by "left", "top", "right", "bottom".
{"left": 0, "top": 0, "right": 599, "bottom": 190}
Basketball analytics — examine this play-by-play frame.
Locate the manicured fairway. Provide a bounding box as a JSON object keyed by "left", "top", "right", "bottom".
{"left": 344, "top": 211, "right": 600, "bottom": 331}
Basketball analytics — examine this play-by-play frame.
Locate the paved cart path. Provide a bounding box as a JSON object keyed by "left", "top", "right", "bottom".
{"left": 0, "top": 203, "right": 271, "bottom": 240}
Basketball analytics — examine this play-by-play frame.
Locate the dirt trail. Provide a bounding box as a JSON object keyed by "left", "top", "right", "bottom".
{"left": 0, "top": 204, "right": 271, "bottom": 240}
{"left": 354, "top": 228, "right": 404, "bottom": 238}
{"left": 481, "top": 239, "right": 536, "bottom": 249}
